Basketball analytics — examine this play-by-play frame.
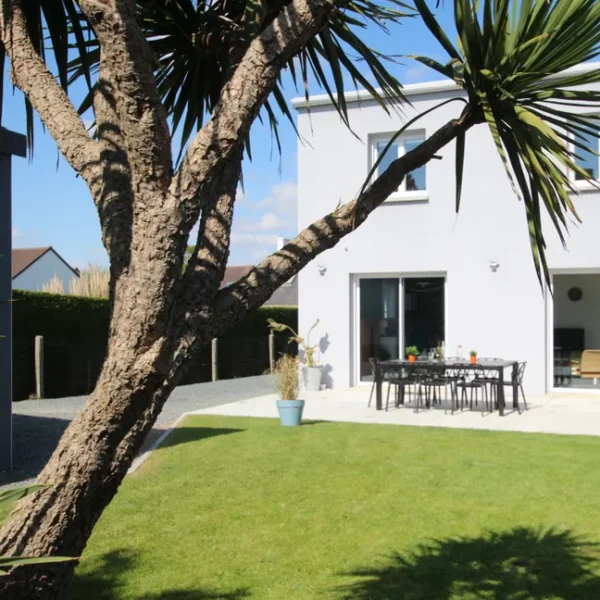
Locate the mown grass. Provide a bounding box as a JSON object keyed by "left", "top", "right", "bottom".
{"left": 68, "top": 415, "right": 600, "bottom": 599}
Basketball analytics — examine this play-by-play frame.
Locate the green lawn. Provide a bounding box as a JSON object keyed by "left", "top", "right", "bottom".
{"left": 68, "top": 416, "right": 600, "bottom": 599}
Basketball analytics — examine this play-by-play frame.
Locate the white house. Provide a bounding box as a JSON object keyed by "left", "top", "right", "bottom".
{"left": 294, "top": 66, "right": 600, "bottom": 397}
{"left": 12, "top": 247, "right": 79, "bottom": 292}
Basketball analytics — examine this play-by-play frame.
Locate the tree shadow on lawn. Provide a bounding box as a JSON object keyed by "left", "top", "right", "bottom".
{"left": 336, "top": 527, "right": 600, "bottom": 599}
{"left": 68, "top": 549, "right": 250, "bottom": 599}
{"left": 158, "top": 420, "right": 329, "bottom": 451}
{"left": 158, "top": 426, "right": 246, "bottom": 450}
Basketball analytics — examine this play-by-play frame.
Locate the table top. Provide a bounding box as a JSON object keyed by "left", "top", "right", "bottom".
{"left": 380, "top": 359, "right": 518, "bottom": 368}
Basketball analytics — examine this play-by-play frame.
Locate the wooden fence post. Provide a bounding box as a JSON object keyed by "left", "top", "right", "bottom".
{"left": 35, "top": 335, "right": 44, "bottom": 399}
{"left": 211, "top": 338, "right": 218, "bottom": 382}
{"left": 269, "top": 333, "right": 275, "bottom": 372}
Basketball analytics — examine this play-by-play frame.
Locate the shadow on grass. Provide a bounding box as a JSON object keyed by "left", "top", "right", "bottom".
{"left": 337, "top": 527, "right": 600, "bottom": 599}
{"left": 159, "top": 426, "right": 246, "bottom": 450}
{"left": 68, "top": 549, "right": 250, "bottom": 599}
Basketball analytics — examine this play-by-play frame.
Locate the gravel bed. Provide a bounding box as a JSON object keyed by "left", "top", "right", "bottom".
{"left": 1, "top": 375, "right": 274, "bottom": 489}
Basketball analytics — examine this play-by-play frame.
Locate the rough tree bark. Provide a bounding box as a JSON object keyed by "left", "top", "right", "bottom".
{"left": 0, "top": 0, "right": 478, "bottom": 597}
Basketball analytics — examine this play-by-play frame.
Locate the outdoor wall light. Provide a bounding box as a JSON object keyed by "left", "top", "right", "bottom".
{"left": 317, "top": 264, "right": 327, "bottom": 276}
{"left": 489, "top": 260, "right": 500, "bottom": 272}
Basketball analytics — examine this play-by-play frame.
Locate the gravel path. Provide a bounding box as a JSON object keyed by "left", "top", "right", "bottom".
{"left": 1, "top": 375, "right": 274, "bottom": 489}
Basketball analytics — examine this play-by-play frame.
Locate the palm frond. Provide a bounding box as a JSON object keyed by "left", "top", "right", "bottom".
{"left": 412, "top": 0, "right": 600, "bottom": 287}
{"left": 67, "top": 0, "right": 412, "bottom": 163}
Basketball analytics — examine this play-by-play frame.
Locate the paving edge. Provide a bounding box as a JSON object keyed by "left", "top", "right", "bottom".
{"left": 128, "top": 412, "right": 191, "bottom": 474}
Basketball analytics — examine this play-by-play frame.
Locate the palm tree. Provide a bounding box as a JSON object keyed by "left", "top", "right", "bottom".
{"left": 3, "top": 1, "right": 600, "bottom": 596}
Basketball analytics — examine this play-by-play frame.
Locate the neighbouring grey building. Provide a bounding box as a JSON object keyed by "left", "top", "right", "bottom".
{"left": 1, "top": 128, "right": 27, "bottom": 471}
{"left": 222, "top": 237, "right": 298, "bottom": 307}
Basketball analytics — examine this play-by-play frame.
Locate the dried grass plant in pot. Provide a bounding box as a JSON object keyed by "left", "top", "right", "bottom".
{"left": 273, "top": 355, "right": 304, "bottom": 427}
{"left": 268, "top": 319, "right": 322, "bottom": 391}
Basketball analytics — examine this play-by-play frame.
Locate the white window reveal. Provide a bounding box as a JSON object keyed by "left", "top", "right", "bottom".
{"left": 571, "top": 117, "right": 599, "bottom": 185}
{"left": 372, "top": 132, "right": 427, "bottom": 201}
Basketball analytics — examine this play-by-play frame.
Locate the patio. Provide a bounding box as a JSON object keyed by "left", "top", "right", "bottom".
{"left": 192, "top": 387, "right": 600, "bottom": 437}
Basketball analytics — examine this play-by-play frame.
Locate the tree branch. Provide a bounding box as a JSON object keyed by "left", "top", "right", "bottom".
{"left": 213, "top": 112, "right": 478, "bottom": 331}
{"left": 2, "top": 0, "right": 100, "bottom": 182}
{"left": 79, "top": 0, "right": 172, "bottom": 194}
{"left": 92, "top": 59, "right": 134, "bottom": 271}
{"left": 173, "top": 150, "right": 243, "bottom": 329}
{"left": 170, "top": 0, "right": 340, "bottom": 236}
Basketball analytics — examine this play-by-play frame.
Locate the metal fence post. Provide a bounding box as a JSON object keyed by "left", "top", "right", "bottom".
{"left": 269, "top": 333, "right": 275, "bottom": 372}
{"left": 35, "top": 335, "right": 44, "bottom": 399}
{"left": 211, "top": 338, "right": 218, "bottom": 382}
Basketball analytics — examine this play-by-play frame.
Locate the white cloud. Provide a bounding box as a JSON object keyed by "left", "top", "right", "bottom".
{"left": 244, "top": 211, "right": 297, "bottom": 232}
{"left": 258, "top": 212, "right": 280, "bottom": 230}
{"left": 254, "top": 181, "right": 297, "bottom": 222}
{"left": 230, "top": 232, "right": 279, "bottom": 246}
{"left": 227, "top": 180, "right": 298, "bottom": 263}
{"left": 12, "top": 229, "right": 21, "bottom": 242}
{"left": 186, "top": 180, "right": 297, "bottom": 265}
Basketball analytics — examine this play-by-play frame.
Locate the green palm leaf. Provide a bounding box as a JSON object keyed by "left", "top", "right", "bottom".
{"left": 411, "top": 0, "right": 600, "bottom": 286}
{"left": 66, "top": 0, "right": 411, "bottom": 162}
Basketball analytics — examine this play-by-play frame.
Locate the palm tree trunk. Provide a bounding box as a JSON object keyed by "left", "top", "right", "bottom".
{"left": 0, "top": 296, "right": 188, "bottom": 599}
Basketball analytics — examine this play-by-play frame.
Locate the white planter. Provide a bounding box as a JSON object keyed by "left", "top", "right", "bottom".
{"left": 303, "top": 366, "right": 322, "bottom": 392}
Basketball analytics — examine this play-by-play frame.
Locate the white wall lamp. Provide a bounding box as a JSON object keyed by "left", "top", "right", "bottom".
{"left": 317, "top": 264, "right": 327, "bottom": 276}
{"left": 489, "top": 260, "right": 500, "bottom": 273}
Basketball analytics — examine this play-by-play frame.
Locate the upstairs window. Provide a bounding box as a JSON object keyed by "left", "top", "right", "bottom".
{"left": 572, "top": 117, "right": 599, "bottom": 181}
{"left": 372, "top": 133, "right": 427, "bottom": 200}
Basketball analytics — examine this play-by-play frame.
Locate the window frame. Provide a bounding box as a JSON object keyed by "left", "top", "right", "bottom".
{"left": 369, "top": 130, "right": 428, "bottom": 202}
{"left": 568, "top": 114, "right": 600, "bottom": 192}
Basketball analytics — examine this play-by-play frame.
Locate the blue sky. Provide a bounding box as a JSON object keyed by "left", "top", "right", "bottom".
{"left": 7, "top": 3, "right": 456, "bottom": 269}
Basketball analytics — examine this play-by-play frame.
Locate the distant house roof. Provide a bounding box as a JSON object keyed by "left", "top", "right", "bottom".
{"left": 12, "top": 247, "right": 79, "bottom": 279}
{"left": 221, "top": 266, "right": 297, "bottom": 307}
{"left": 221, "top": 265, "right": 252, "bottom": 287}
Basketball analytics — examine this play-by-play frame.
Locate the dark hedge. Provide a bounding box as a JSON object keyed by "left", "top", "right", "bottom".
{"left": 12, "top": 290, "right": 296, "bottom": 400}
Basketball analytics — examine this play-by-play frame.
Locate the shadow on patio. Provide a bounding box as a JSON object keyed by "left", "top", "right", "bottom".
{"left": 336, "top": 527, "right": 600, "bottom": 599}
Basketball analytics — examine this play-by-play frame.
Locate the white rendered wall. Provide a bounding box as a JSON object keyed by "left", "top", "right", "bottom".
{"left": 297, "top": 82, "right": 600, "bottom": 396}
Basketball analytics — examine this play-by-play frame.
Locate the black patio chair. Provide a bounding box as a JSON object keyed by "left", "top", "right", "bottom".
{"left": 478, "top": 358, "right": 503, "bottom": 408}
{"left": 442, "top": 358, "right": 464, "bottom": 413}
{"left": 367, "top": 357, "right": 382, "bottom": 408}
{"left": 500, "top": 361, "right": 528, "bottom": 412}
{"left": 386, "top": 363, "right": 418, "bottom": 411}
{"left": 456, "top": 366, "right": 490, "bottom": 412}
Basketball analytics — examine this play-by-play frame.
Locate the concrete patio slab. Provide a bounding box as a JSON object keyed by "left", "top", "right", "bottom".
{"left": 191, "top": 387, "right": 600, "bottom": 437}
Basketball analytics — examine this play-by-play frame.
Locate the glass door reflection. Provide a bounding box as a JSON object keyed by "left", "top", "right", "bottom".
{"left": 360, "top": 278, "right": 399, "bottom": 381}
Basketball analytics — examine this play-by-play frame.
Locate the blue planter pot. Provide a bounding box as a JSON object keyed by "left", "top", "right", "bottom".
{"left": 276, "top": 399, "right": 305, "bottom": 427}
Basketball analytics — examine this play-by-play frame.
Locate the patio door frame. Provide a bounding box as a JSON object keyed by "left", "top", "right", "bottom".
{"left": 546, "top": 268, "right": 600, "bottom": 395}
{"left": 352, "top": 271, "right": 446, "bottom": 386}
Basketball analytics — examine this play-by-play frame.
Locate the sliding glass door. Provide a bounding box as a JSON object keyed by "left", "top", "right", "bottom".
{"left": 359, "top": 278, "right": 400, "bottom": 381}
{"left": 356, "top": 275, "right": 446, "bottom": 383}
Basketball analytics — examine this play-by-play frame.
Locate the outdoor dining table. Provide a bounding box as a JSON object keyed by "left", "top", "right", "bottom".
{"left": 374, "top": 359, "right": 520, "bottom": 416}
